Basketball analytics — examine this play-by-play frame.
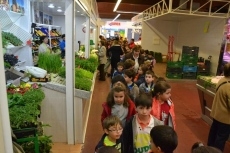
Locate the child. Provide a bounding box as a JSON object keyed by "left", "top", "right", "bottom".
{"left": 149, "top": 125, "right": 178, "bottom": 153}
{"left": 143, "top": 50, "right": 149, "bottom": 61}
{"left": 139, "top": 70, "right": 155, "bottom": 94}
{"left": 123, "top": 93, "right": 164, "bottom": 153}
{"left": 191, "top": 142, "right": 221, "bottom": 153}
{"left": 95, "top": 116, "right": 123, "bottom": 153}
{"left": 97, "top": 146, "right": 120, "bottom": 153}
{"left": 112, "top": 62, "right": 124, "bottom": 79}
{"left": 151, "top": 81, "right": 176, "bottom": 129}
{"left": 147, "top": 51, "right": 156, "bottom": 70}
{"left": 123, "top": 69, "right": 139, "bottom": 101}
{"left": 101, "top": 83, "right": 136, "bottom": 128}
{"left": 134, "top": 64, "right": 149, "bottom": 87}
{"left": 123, "top": 59, "right": 135, "bottom": 70}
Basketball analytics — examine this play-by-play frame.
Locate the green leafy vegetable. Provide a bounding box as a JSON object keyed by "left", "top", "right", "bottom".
{"left": 38, "top": 53, "right": 62, "bottom": 73}
{"left": 75, "top": 77, "right": 92, "bottom": 91}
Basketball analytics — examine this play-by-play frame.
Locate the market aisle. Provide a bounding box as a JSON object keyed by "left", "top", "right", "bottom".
{"left": 82, "top": 64, "right": 230, "bottom": 153}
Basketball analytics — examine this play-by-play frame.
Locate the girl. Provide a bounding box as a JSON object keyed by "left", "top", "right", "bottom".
{"left": 134, "top": 64, "right": 148, "bottom": 87}
{"left": 151, "top": 81, "right": 176, "bottom": 129}
{"left": 101, "top": 83, "right": 136, "bottom": 128}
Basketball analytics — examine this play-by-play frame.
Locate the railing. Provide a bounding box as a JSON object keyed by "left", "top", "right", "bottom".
{"left": 142, "top": 0, "right": 230, "bottom": 21}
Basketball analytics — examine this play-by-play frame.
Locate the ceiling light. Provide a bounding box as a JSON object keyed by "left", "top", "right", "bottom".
{"left": 76, "top": 0, "right": 88, "bottom": 12}
{"left": 113, "top": 14, "right": 120, "bottom": 21}
{"left": 57, "top": 9, "right": 62, "bottom": 12}
{"left": 81, "top": 14, "right": 84, "bottom": 15}
{"left": 48, "top": 4, "right": 54, "bottom": 8}
{"left": 57, "top": 6, "right": 61, "bottom": 8}
{"left": 113, "top": 0, "right": 122, "bottom": 12}
{"left": 116, "top": 11, "right": 139, "bottom": 14}
{"left": 77, "top": 11, "right": 80, "bottom": 12}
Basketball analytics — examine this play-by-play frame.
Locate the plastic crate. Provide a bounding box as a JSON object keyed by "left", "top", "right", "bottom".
{"left": 183, "top": 60, "right": 197, "bottom": 66}
{"left": 197, "top": 65, "right": 210, "bottom": 72}
{"left": 166, "top": 72, "right": 182, "bottom": 79}
{"left": 197, "top": 71, "right": 210, "bottom": 76}
{"left": 166, "top": 67, "right": 183, "bottom": 73}
{"left": 183, "top": 65, "right": 197, "bottom": 72}
{"left": 181, "top": 54, "right": 198, "bottom": 60}
{"left": 183, "top": 72, "right": 197, "bottom": 79}
{"left": 182, "top": 46, "right": 199, "bottom": 55}
{"left": 167, "top": 61, "right": 183, "bottom": 68}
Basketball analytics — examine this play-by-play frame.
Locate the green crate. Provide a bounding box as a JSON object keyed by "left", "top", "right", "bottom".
{"left": 155, "top": 52, "right": 163, "bottom": 63}
{"left": 166, "top": 72, "right": 182, "bottom": 79}
{"left": 181, "top": 54, "right": 198, "bottom": 60}
{"left": 167, "top": 61, "right": 183, "bottom": 68}
{"left": 183, "top": 61, "right": 197, "bottom": 66}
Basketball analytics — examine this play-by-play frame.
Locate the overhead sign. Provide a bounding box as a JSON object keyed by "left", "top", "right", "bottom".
{"left": 108, "top": 22, "right": 121, "bottom": 26}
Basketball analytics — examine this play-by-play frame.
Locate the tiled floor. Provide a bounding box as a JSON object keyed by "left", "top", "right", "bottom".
{"left": 51, "top": 143, "right": 83, "bottom": 153}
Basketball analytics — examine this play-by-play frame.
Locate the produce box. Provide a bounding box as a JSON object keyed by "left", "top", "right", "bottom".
{"left": 167, "top": 61, "right": 183, "bottom": 68}
{"left": 183, "top": 65, "right": 197, "bottom": 72}
{"left": 182, "top": 46, "right": 199, "bottom": 55}
{"left": 183, "top": 72, "right": 197, "bottom": 79}
{"left": 166, "top": 72, "right": 182, "bottom": 79}
{"left": 30, "top": 75, "right": 50, "bottom": 82}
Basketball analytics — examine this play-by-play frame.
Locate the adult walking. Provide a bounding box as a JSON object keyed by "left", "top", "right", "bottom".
{"left": 108, "top": 39, "right": 123, "bottom": 77}
{"left": 123, "top": 45, "right": 144, "bottom": 72}
{"left": 96, "top": 40, "right": 107, "bottom": 81}
{"left": 207, "top": 62, "right": 230, "bottom": 151}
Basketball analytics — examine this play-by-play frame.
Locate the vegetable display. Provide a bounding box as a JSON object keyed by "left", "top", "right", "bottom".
{"left": 38, "top": 53, "right": 62, "bottom": 73}
{"left": 4, "top": 54, "right": 18, "bottom": 66}
{"left": 2, "top": 31, "right": 23, "bottom": 46}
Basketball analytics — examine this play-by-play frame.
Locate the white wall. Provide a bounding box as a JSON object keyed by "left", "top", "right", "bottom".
{"left": 142, "top": 20, "right": 179, "bottom": 55}
{"left": 53, "top": 15, "right": 87, "bottom": 51}
{"left": 177, "top": 17, "right": 225, "bottom": 74}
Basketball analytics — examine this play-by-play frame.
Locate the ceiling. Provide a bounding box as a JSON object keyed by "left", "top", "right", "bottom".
{"left": 96, "top": 0, "right": 230, "bottom": 21}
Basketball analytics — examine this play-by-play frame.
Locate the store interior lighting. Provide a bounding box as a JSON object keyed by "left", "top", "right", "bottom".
{"left": 76, "top": 0, "right": 88, "bottom": 12}
{"left": 48, "top": 4, "right": 54, "bottom": 8}
{"left": 113, "top": 14, "right": 120, "bottom": 21}
{"left": 113, "top": 0, "right": 122, "bottom": 12}
{"left": 57, "top": 8, "right": 62, "bottom": 12}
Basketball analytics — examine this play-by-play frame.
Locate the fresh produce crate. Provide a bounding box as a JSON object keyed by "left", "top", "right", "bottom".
{"left": 182, "top": 46, "right": 199, "bottom": 55}
{"left": 166, "top": 72, "right": 182, "bottom": 79}
{"left": 167, "top": 61, "right": 183, "bottom": 68}
{"left": 166, "top": 67, "right": 183, "bottom": 73}
{"left": 183, "top": 65, "right": 197, "bottom": 72}
{"left": 183, "top": 72, "right": 197, "bottom": 79}
{"left": 155, "top": 52, "right": 163, "bottom": 63}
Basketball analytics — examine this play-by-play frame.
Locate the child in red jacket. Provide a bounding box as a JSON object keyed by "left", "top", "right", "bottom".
{"left": 101, "top": 83, "right": 136, "bottom": 128}
{"left": 151, "top": 81, "right": 176, "bottom": 129}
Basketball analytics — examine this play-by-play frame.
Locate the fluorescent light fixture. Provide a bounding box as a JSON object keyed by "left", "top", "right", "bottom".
{"left": 113, "top": 14, "right": 120, "bottom": 21}
{"left": 81, "top": 14, "right": 84, "bottom": 15}
{"left": 48, "top": 4, "right": 54, "bottom": 8}
{"left": 57, "top": 6, "right": 61, "bottom": 8}
{"left": 77, "top": 10, "right": 80, "bottom": 12}
{"left": 113, "top": 0, "right": 122, "bottom": 12}
{"left": 57, "top": 9, "right": 62, "bottom": 12}
{"left": 116, "top": 11, "right": 139, "bottom": 14}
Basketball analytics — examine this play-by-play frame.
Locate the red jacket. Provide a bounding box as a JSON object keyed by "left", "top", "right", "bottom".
{"left": 101, "top": 99, "right": 136, "bottom": 124}
{"left": 151, "top": 97, "right": 176, "bottom": 129}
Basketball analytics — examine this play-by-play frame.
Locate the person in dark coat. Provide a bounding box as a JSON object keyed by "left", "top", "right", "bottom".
{"left": 108, "top": 40, "right": 124, "bottom": 78}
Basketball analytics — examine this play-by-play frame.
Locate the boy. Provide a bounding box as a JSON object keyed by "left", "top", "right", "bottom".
{"left": 139, "top": 70, "right": 155, "bottom": 94}
{"left": 112, "top": 62, "right": 124, "bottom": 79}
{"left": 123, "top": 69, "right": 139, "bottom": 101}
{"left": 123, "top": 59, "right": 135, "bottom": 70}
{"left": 146, "top": 51, "right": 156, "bottom": 70}
{"left": 95, "top": 116, "right": 123, "bottom": 153}
{"left": 149, "top": 125, "right": 178, "bottom": 153}
{"left": 97, "top": 146, "right": 120, "bottom": 153}
{"left": 123, "top": 93, "right": 164, "bottom": 153}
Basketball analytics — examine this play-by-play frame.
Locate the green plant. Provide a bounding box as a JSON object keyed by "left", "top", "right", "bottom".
{"left": 75, "top": 77, "right": 92, "bottom": 91}
{"left": 38, "top": 53, "right": 62, "bottom": 73}
{"left": 75, "top": 57, "right": 98, "bottom": 72}
{"left": 75, "top": 68, "right": 93, "bottom": 80}
{"left": 2, "top": 31, "right": 23, "bottom": 46}
{"left": 2, "top": 35, "right": 9, "bottom": 48}
{"left": 58, "top": 67, "right": 66, "bottom": 78}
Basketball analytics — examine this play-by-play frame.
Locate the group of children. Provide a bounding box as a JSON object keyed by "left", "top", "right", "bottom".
{"left": 95, "top": 75, "right": 177, "bottom": 153}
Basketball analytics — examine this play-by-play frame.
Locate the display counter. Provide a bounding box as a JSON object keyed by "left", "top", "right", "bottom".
{"left": 196, "top": 76, "right": 223, "bottom": 125}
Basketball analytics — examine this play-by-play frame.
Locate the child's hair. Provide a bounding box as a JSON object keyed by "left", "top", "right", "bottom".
{"left": 152, "top": 81, "right": 171, "bottom": 97}
{"left": 102, "top": 115, "right": 122, "bottom": 130}
{"left": 145, "top": 70, "right": 155, "bottom": 78}
{"left": 224, "top": 62, "right": 230, "bottom": 77}
{"left": 117, "top": 62, "right": 124, "bottom": 68}
{"left": 97, "top": 146, "right": 120, "bottom": 153}
{"left": 140, "top": 49, "right": 145, "bottom": 54}
{"left": 150, "top": 125, "right": 178, "bottom": 153}
{"left": 144, "top": 50, "right": 149, "bottom": 55}
{"left": 139, "top": 64, "right": 149, "bottom": 75}
{"left": 111, "top": 75, "right": 127, "bottom": 87}
{"left": 124, "top": 69, "right": 136, "bottom": 81}
{"left": 124, "top": 59, "right": 135, "bottom": 69}
{"left": 107, "top": 83, "right": 130, "bottom": 107}
{"left": 148, "top": 51, "right": 155, "bottom": 56}
{"left": 191, "top": 142, "right": 222, "bottom": 153}
{"left": 132, "top": 45, "right": 142, "bottom": 52}
{"left": 135, "top": 93, "right": 152, "bottom": 108}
